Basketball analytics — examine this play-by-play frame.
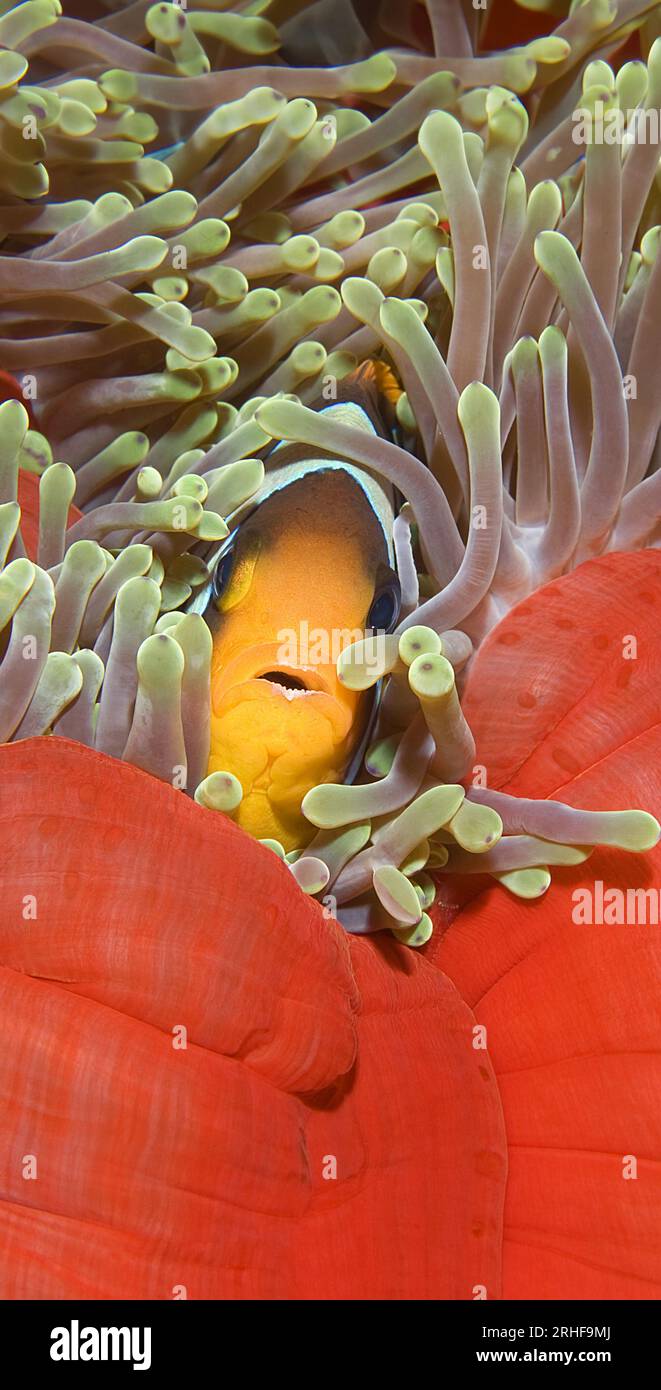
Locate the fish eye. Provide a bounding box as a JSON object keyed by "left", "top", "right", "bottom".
{"left": 212, "top": 545, "right": 236, "bottom": 600}
{"left": 210, "top": 531, "right": 262, "bottom": 613}
{"left": 367, "top": 569, "right": 401, "bottom": 633}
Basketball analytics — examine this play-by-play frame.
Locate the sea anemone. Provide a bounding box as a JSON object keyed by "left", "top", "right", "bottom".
{"left": 1, "top": 0, "right": 661, "bottom": 1305}
{"left": 0, "top": 0, "right": 659, "bottom": 952}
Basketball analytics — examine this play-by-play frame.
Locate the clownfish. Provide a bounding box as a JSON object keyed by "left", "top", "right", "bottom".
{"left": 196, "top": 363, "right": 403, "bottom": 849}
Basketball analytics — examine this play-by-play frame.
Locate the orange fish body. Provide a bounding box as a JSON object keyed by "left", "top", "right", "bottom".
{"left": 204, "top": 377, "right": 401, "bottom": 849}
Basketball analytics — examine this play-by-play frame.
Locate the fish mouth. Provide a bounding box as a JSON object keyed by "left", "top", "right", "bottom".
{"left": 256, "top": 666, "right": 328, "bottom": 700}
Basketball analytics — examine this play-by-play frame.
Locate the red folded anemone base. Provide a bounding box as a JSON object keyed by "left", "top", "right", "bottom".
{"left": 0, "top": 551, "right": 659, "bottom": 1299}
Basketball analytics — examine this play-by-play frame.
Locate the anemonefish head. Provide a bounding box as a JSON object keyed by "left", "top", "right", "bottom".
{"left": 194, "top": 367, "right": 403, "bottom": 850}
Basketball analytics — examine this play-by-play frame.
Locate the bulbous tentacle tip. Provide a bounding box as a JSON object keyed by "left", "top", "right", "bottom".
{"left": 611, "top": 810, "right": 661, "bottom": 853}
{"left": 391, "top": 912, "right": 433, "bottom": 948}
{"left": 289, "top": 855, "right": 330, "bottom": 895}
{"left": 373, "top": 864, "right": 422, "bottom": 926}
{"left": 494, "top": 866, "right": 552, "bottom": 899}
{"left": 194, "top": 770, "right": 243, "bottom": 814}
